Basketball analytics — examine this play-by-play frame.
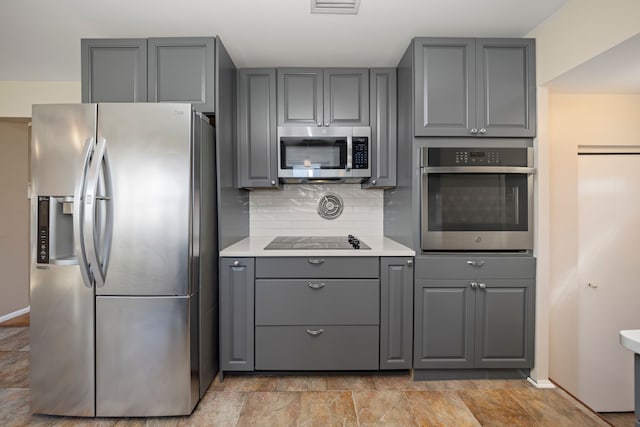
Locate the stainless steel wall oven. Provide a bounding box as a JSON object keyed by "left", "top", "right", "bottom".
{"left": 421, "top": 146, "right": 535, "bottom": 251}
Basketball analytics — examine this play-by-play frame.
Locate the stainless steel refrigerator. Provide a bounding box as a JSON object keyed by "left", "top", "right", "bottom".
{"left": 29, "top": 103, "right": 218, "bottom": 417}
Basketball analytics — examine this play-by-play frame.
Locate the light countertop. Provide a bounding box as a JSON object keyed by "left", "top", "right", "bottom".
{"left": 620, "top": 330, "right": 640, "bottom": 354}
{"left": 220, "top": 235, "right": 415, "bottom": 257}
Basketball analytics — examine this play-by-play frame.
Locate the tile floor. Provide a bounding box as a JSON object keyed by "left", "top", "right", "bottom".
{"left": 0, "top": 314, "right": 627, "bottom": 426}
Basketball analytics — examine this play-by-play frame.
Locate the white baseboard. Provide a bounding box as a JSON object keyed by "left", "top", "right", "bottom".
{"left": 0, "top": 306, "right": 30, "bottom": 324}
{"left": 527, "top": 377, "right": 556, "bottom": 389}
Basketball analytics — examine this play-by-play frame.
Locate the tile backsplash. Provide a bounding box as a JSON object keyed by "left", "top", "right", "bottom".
{"left": 250, "top": 184, "right": 383, "bottom": 236}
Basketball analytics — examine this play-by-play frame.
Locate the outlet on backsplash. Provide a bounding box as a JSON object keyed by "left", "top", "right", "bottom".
{"left": 250, "top": 184, "right": 383, "bottom": 236}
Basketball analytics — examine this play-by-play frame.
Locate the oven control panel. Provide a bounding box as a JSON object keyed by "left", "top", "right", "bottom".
{"left": 426, "top": 147, "right": 529, "bottom": 167}
{"left": 454, "top": 150, "right": 501, "bottom": 165}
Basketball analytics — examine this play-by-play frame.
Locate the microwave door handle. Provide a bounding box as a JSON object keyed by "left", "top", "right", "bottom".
{"left": 346, "top": 137, "right": 352, "bottom": 171}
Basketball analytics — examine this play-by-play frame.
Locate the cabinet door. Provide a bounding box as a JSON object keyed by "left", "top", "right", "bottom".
{"left": 476, "top": 39, "right": 536, "bottom": 137}
{"left": 413, "top": 38, "right": 475, "bottom": 137}
{"left": 323, "top": 69, "right": 369, "bottom": 126}
{"left": 364, "top": 68, "right": 397, "bottom": 189}
{"left": 81, "top": 39, "right": 147, "bottom": 103}
{"left": 380, "top": 257, "right": 413, "bottom": 369}
{"left": 237, "top": 68, "right": 278, "bottom": 188}
{"left": 219, "top": 258, "right": 254, "bottom": 371}
{"left": 277, "top": 68, "right": 323, "bottom": 126}
{"left": 147, "top": 37, "right": 215, "bottom": 113}
{"left": 414, "top": 279, "right": 475, "bottom": 369}
{"left": 474, "top": 279, "right": 534, "bottom": 368}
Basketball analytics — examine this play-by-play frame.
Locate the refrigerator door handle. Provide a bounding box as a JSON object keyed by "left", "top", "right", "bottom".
{"left": 83, "top": 137, "right": 112, "bottom": 288}
{"left": 74, "top": 137, "right": 95, "bottom": 288}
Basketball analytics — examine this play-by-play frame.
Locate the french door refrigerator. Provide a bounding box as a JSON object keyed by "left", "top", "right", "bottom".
{"left": 29, "top": 103, "right": 218, "bottom": 417}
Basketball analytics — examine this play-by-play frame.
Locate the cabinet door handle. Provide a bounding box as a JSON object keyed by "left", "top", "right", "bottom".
{"left": 470, "top": 128, "right": 478, "bottom": 134}
{"left": 407, "top": 259, "right": 413, "bottom": 267}
{"left": 317, "top": 122, "right": 322, "bottom": 127}
{"left": 306, "top": 328, "right": 324, "bottom": 336}
{"left": 308, "top": 258, "right": 325, "bottom": 265}
{"left": 479, "top": 128, "right": 487, "bottom": 134}
{"left": 466, "top": 260, "right": 485, "bottom": 267}
{"left": 470, "top": 281, "right": 478, "bottom": 289}
{"left": 308, "top": 282, "right": 326, "bottom": 289}
{"left": 478, "top": 283, "right": 486, "bottom": 289}
{"left": 233, "top": 260, "right": 240, "bottom": 266}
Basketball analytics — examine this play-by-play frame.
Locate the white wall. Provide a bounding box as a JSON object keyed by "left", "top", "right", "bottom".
{"left": 528, "top": 0, "right": 640, "bottom": 86}
{"left": 0, "top": 119, "right": 30, "bottom": 318}
{"left": 0, "top": 81, "right": 80, "bottom": 117}
{"left": 526, "top": 0, "right": 640, "bottom": 388}
{"left": 547, "top": 93, "right": 640, "bottom": 392}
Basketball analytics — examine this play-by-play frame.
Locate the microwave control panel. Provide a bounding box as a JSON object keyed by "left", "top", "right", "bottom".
{"left": 352, "top": 137, "right": 369, "bottom": 169}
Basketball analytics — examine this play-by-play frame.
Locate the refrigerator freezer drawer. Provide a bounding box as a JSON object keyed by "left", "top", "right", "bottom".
{"left": 96, "top": 295, "right": 198, "bottom": 417}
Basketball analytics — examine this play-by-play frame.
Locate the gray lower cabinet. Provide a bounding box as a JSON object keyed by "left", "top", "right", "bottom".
{"left": 220, "top": 256, "right": 416, "bottom": 373}
{"left": 254, "top": 257, "right": 380, "bottom": 371}
{"left": 219, "top": 258, "right": 254, "bottom": 371}
{"left": 81, "top": 38, "right": 148, "bottom": 103}
{"left": 363, "top": 68, "right": 397, "bottom": 189}
{"left": 147, "top": 37, "right": 215, "bottom": 113}
{"left": 412, "top": 37, "right": 535, "bottom": 138}
{"left": 277, "top": 68, "right": 369, "bottom": 127}
{"left": 414, "top": 256, "right": 535, "bottom": 369}
{"left": 81, "top": 37, "right": 216, "bottom": 113}
{"left": 380, "top": 257, "right": 413, "bottom": 369}
{"left": 236, "top": 68, "right": 278, "bottom": 188}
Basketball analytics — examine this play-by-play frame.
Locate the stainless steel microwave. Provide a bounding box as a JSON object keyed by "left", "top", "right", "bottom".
{"left": 277, "top": 126, "right": 371, "bottom": 183}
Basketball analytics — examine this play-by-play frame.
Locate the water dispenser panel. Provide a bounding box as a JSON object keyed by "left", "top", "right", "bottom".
{"left": 37, "top": 197, "right": 50, "bottom": 264}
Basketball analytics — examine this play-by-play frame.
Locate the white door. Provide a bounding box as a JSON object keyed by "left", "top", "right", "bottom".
{"left": 577, "top": 152, "right": 640, "bottom": 412}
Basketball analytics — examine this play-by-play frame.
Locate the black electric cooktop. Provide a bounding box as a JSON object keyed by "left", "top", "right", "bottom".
{"left": 264, "top": 235, "right": 370, "bottom": 250}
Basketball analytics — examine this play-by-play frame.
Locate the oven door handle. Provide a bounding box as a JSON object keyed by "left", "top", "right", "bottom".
{"left": 422, "top": 166, "right": 536, "bottom": 174}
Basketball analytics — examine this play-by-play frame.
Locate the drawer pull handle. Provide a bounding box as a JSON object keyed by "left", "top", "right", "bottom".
{"left": 466, "top": 260, "right": 485, "bottom": 267}
{"left": 306, "top": 328, "right": 324, "bottom": 336}
{"left": 308, "top": 258, "right": 325, "bottom": 265}
{"left": 308, "top": 282, "right": 326, "bottom": 289}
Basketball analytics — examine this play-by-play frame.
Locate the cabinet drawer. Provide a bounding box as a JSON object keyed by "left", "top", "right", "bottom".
{"left": 415, "top": 256, "right": 535, "bottom": 279}
{"left": 255, "top": 257, "right": 379, "bottom": 278}
{"left": 255, "top": 325, "right": 379, "bottom": 370}
{"left": 255, "top": 279, "right": 379, "bottom": 325}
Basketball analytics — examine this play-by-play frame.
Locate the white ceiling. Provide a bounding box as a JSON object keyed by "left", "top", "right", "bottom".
{"left": 546, "top": 33, "right": 640, "bottom": 93}
{"left": 0, "top": 0, "right": 568, "bottom": 81}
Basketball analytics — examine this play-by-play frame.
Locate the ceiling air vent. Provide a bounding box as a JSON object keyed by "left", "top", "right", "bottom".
{"left": 311, "top": 0, "right": 361, "bottom": 14}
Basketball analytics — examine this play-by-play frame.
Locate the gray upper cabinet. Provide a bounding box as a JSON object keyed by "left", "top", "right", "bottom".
{"left": 413, "top": 37, "right": 535, "bottom": 138}
{"left": 81, "top": 39, "right": 148, "bottom": 103}
{"left": 363, "top": 68, "right": 397, "bottom": 189}
{"left": 380, "top": 257, "right": 413, "bottom": 369}
{"left": 147, "top": 37, "right": 215, "bottom": 113}
{"left": 277, "top": 68, "right": 369, "bottom": 127}
{"left": 414, "top": 256, "right": 535, "bottom": 370}
{"left": 237, "top": 68, "right": 278, "bottom": 188}
{"left": 81, "top": 37, "right": 215, "bottom": 113}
